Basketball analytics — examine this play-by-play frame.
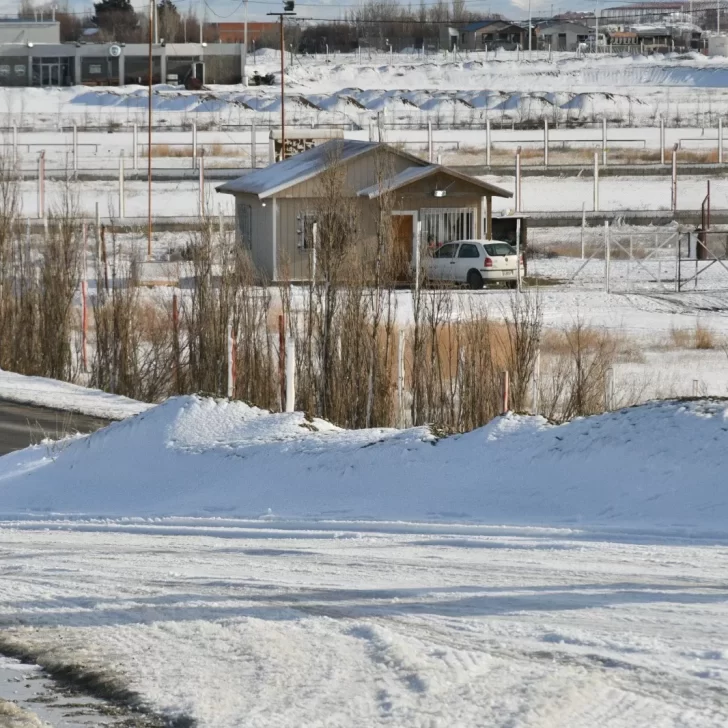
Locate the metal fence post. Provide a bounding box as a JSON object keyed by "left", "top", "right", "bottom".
{"left": 11, "top": 124, "right": 17, "bottom": 166}
{"left": 37, "top": 151, "right": 45, "bottom": 219}
{"left": 660, "top": 116, "right": 665, "bottom": 165}
{"left": 604, "top": 220, "right": 610, "bottom": 293}
{"left": 516, "top": 217, "right": 522, "bottom": 291}
{"left": 72, "top": 122, "right": 78, "bottom": 172}
{"left": 602, "top": 117, "right": 607, "bottom": 166}
{"left": 719, "top": 118, "right": 723, "bottom": 164}
{"left": 192, "top": 121, "right": 197, "bottom": 169}
{"left": 671, "top": 144, "right": 678, "bottom": 213}
{"left": 397, "top": 329, "right": 405, "bottom": 428}
{"left": 285, "top": 336, "right": 295, "bottom": 412}
{"left": 532, "top": 349, "right": 540, "bottom": 415}
{"left": 133, "top": 123, "right": 138, "bottom": 170}
{"left": 251, "top": 119, "right": 257, "bottom": 169}
{"left": 486, "top": 119, "right": 491, "bottom": 167}
{"left": 501, "top": 371, "right": 510, "bottom": 414}
{"left": 427, "top": 120, "right": 433, "bottom": 163}
{"left": 119, "top": 154, "right": 125, "bottom": 218}
{"left": 605, "top": 367, "right": 614, "bottom": 411}
{"left": 593, "top": 150, "right": 599, "bottom": 212}
{"left": 581, "top": 202, "right": 586, "bottom": 259}
{"left": 543, "top": 118, "right": 549, "bottom": 167}
{"left": 227, "top": 322, "right": 235, "bottom": 399}
{"left": 199, "top": 153, "right": 205, "bottom": 217}
{"left": 515, "top": 146, "right": 522, "bottom": 212}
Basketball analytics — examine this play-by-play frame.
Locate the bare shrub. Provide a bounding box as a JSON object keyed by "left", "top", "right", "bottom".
{"left": 669, "top": 321, "right": 717, "bottom": 350}
{"left": 91, "top": 231, "right": 175, "bottom": 401}
{"left": 694, "top": 322, "right": 716, "bottom": 350}
{"left": 540, "top": 318, "right": 618, "bottom": 421}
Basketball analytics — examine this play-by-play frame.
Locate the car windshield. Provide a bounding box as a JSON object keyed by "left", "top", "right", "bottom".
{"left": 484, "top": 243, "right": 516, "bottom": 257}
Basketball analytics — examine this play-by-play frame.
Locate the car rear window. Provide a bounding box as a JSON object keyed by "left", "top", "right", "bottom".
{"left": 484, "top": 243, "right": 516, "bottom": 257}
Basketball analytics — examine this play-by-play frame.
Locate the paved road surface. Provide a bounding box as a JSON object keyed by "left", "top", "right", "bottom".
{"left": 0, "top": 399, "right": 110, "bottom": 455}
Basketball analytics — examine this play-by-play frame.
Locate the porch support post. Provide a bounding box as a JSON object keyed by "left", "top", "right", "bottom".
{"left": 486, "top": 195, "right": 493, "bottom": 240}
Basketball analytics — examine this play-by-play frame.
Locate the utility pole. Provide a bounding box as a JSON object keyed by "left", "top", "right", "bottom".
{"left": 528, "top": 0, "right": 532, "bottom": 60}
{"left": 268, "top": 1, "right": 296, "bottom": 161}
{"left": 242, "top": 0, "right": 248, "bottom": 84}
{"left": 148, "top": 0, "right": 154, "bottom": 258}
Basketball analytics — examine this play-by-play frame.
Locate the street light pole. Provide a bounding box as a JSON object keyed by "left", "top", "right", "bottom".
{"left": 268, "top": 2, "right": 296, "bottom": 161}
{"left": 528, "top": 0, "right": 532, "bottom": 60}
{"left": 242, "top": 0, "right": 248, "bottom": 84}
{"left": 148, "top": 0, "right": 153, "bottom": 258}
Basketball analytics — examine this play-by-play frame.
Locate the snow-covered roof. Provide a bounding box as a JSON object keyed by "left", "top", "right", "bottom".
{"left": 217, "top": 139, "right": 380, "bottom": 199}
{"left": 460, "top": 19, "right": 500, "bottom": 33}
{"left": 357, "top": 164, "right": 512, "bottom": 199}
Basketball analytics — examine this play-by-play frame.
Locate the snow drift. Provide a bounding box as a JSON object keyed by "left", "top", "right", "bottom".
{"left": 0, "top": 395, "right": 726, "bottom": 534}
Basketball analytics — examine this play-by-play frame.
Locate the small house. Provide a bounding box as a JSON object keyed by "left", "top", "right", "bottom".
{"left": 536, "top": 21, "right": 591, "bottom": 51}
{"left": 217, "top": 140, "right": 512, "bottom": 281}
{"left": 455, "top": 20, "right": 529, "bottom": 51}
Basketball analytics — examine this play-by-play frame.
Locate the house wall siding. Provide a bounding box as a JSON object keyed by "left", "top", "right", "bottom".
{"left": 236, "top": 193, "right": 274, "bottom": 279}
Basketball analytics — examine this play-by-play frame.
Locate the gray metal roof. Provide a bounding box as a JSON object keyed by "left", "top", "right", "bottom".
{"left": 217, "top": 139, "right": 380, "bottom": 199}
{"left": 357, "top": 165, "right": 439, "bottom": 198}
{"left": 358, "top": 164, "right": 512, "bottom": 199}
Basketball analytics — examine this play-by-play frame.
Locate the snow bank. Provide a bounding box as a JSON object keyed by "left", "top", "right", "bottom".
{"left": 0, "top": 368, "right": 151, "bottom": 420}
{"left": 0, "top": 395, "right": 726, "bottom": 534}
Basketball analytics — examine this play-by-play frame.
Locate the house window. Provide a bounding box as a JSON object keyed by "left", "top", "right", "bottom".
{"left": 237, "top": 203, "right": 252, "bottom": 248}
{"left": 421, "top": 208, "right": 474, "bottom": 246}
{"left": 297, "top": 211, "right": 318, "bottom": 249}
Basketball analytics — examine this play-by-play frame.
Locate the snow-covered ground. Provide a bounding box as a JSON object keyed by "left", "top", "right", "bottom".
{"left": 0, "top": 396, "right": 726, "bottom": 725}
{"left": 1, "top": 394, "right": 727, "bottom": 535}
{"left": 0, "top": 510, "right": 726, "bottom": 727}
{"left": 6, "top": 52, "right": 728, "bottom": 132}
{"left": 0, "top": 368, "right": 150, "bottom": 420}
{"left": 13, "top": 174, "right": 726, "bottom": 220}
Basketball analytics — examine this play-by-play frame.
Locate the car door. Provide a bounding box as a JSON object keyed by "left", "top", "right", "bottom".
{"left": 426, "top": 242, "right": 459, "bottom": 282}
{"left": 453, "top": 242, "right": 481, "bottom": 283}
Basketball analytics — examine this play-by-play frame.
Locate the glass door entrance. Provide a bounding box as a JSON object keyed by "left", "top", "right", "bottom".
{"left": 32, "top": 58, "right": 71, "bottom": 86}
{"left": 40, "top": 63, "right": 60, "bottom": 86}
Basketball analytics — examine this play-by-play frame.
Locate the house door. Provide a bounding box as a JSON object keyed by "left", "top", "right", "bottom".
{"left": 40, "top": 63, "right": 60, "bottom": 87}
{"left": 392, "top": 214, "right": 414, "bottom": 280}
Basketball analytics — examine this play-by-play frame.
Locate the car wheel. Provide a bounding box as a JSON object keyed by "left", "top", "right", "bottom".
{"left": 467, "top": 270, "right": 483, "bottom": 290}
{"left": 506, "top": 280, "right": 518, "bottom": 289}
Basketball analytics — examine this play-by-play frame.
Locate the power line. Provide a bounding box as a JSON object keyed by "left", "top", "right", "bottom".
{"left": 203, "top": 0, "right": 245, "bottom": 18}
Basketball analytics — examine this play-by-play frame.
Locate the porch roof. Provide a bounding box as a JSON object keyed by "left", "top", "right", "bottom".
{"left": 357, "top": 164, "right": 512, "bottom": 199}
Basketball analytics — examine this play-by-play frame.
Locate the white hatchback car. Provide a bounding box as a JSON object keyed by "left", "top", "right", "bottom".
{"left": 424, "top": 240, "right": 525, "bottom": 290}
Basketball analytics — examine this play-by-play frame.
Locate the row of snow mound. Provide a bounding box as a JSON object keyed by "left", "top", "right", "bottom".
{"left": 70, "top": 87, "right": 642, "bottom": 116}
{"left": 0, "top": 395, "right": 726, "bottom": 534}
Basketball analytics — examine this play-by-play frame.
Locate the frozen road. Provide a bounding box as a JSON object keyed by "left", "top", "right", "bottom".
{"left": 0, "top": 400, "right": 109, "bottom": 455}
{"left": 0, "top": 521, "right": 726, "bottom": 727}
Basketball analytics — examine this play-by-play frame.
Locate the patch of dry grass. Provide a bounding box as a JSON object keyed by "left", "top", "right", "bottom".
{"left": 669, "top": 322, "right": 719, "bottom": 350}
{"left": 144, "top": 143, "right": 246, "bottom": 158}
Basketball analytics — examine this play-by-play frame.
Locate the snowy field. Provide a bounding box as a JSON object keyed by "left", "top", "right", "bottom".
{"left": 11, "top": 175, "right": 726, "bottom": 220}
{"left": 0, "top": 522, "right": 726, "bottom": 728}
{"left": 6, "top": 52, "right": 728, "bottom": 131}
{"left": 0, "top": 394, "right": 727, "bottom": 726}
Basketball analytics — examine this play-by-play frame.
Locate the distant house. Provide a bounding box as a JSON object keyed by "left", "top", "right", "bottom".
{"left": 608, "top": 30, "right": 641, "bottom": 52}
{"left": 536, "top": 21, "right": 591, "bottom": 51}
{"left": 607, "top": 26, "right": 677, "bottom": 53}
{"left": 217, "top": 140, "right": 512, "bottom": 281}
{"left": 454, "top": 20, "right": 529, "bottom": 51}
